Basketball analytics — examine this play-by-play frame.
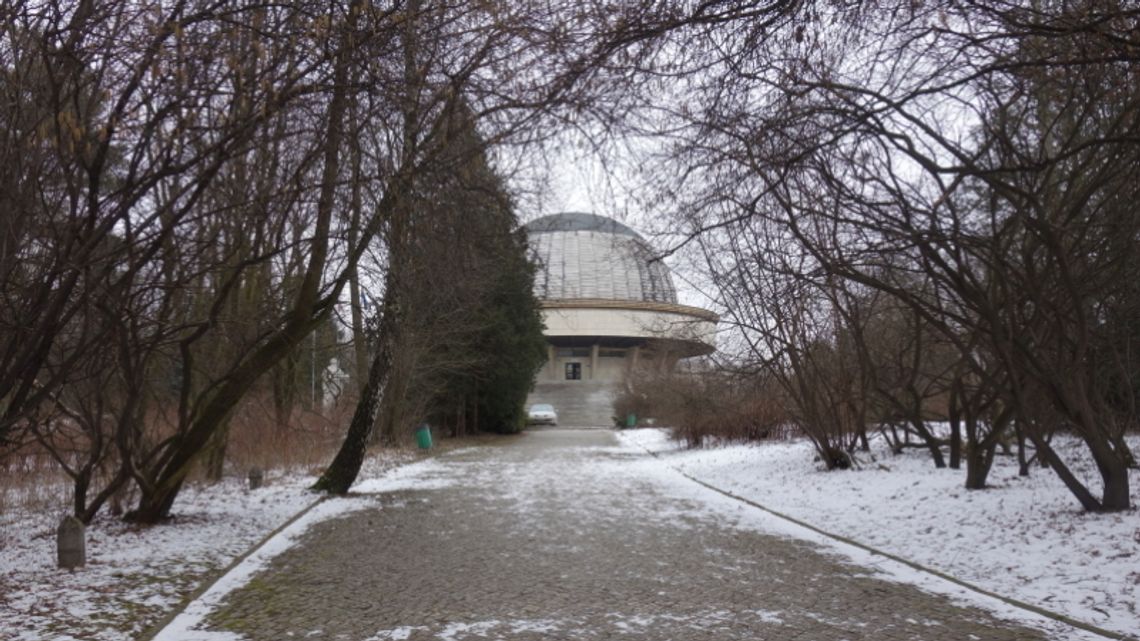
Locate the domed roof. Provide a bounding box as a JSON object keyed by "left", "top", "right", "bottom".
{"left": 525, "top": 212, "right": 678, "bottom": 304}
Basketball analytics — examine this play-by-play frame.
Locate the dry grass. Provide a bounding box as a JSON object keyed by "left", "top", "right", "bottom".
{"left": 616, "top": 370, "right": 797, "bottom": 448}
{"left": 0, "top": 392, "right": 370, "bottom": 516}
{"left": 221, "top": 394, "right": 354, "bottom": 478}
{"left": 0, "top": 446, "right": 73, "bottom": 518}
{"left": 1, "top": 387, "right": 496, "bottom": 519}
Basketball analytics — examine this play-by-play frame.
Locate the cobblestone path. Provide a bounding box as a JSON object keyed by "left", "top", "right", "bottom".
{"left": 204, "top": 429, "right": 1051, "bottom": 640}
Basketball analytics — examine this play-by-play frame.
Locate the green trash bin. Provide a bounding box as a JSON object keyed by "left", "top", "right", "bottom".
{"left": 625, "top": 413, "right": 637, "bottom": 428}
{"left": 415, "top": 424, "right": 432, "bottom": 449}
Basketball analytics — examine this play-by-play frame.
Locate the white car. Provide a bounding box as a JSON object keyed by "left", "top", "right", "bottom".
{"left": 527, "top": 403, "right": 558, "bottom": 426}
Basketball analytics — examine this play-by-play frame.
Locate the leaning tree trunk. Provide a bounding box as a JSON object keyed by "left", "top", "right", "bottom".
{"left": 912, "top": 418, "right": 946, "bottom": 469}
{"left": 203, "top": 415, "right": 233, "bottom": 483}
{"left": 124, "top": 3, "right": 363, "bottom": 524}
{"left": 963, "top": 441, "right": 997, "bottom": 489}
{"left": 312, "top": 287, "right": 401, "bottom": 490}
{"left": 1030, "top": 432, "right": 1102, "bottom": 511}
{"left": 311, "top": 319, "right": 394, "bottom": 494}
{"left": 128, "top": 478, "right": 187, "bottom": 524}
{"left": 1083, "top": 422, "right": 1132, "bottom": 511}
{"left": 78, "top": 467, "right": 130, "bottom": 525}
{"left": 1099, "top": 460, "right": 1131, "bottom": 511}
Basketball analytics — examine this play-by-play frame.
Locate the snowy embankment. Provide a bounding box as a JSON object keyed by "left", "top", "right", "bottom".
{"left": 0, "top": 452, "right": 414, "bottom": 641}
{"left": 618, "top": 428, "right": 1140, "bottom": 639}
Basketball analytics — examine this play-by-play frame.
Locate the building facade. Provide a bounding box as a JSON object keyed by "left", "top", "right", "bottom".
{"left": 524, "top": 213, "right": 717, "bottom": 426}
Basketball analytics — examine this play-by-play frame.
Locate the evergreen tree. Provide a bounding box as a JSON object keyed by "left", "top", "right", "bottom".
{"left": 314, "top": 102, "right": 547, "bottom": 492}
{"left": 469, "top": 229, "right": 547, "bottom": 434}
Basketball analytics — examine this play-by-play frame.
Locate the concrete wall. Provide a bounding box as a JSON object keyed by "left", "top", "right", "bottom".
{"left": 540, "top": 347, "right": 627, "bottom": 382}
{"left": 527, "top": 301, "right": 718, "bottom": 428}
{"left": 542, "top": 304, "right": 716, "bottom": 355}
{"left": 594, "top": 354, "right": 627, "bottom": 381}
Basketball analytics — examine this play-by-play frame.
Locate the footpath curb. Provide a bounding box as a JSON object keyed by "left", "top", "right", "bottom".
{"left": 139, "top": 443, "right": 459, "bottom": 640}
{"left": 634, "top": 441, "right": 1135, "bottom": 641}
{"left": 138, "top": 491, "right": 328, "bottom": 641}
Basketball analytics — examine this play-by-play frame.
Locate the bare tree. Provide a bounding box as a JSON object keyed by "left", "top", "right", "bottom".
{"left": 625, "top": 0, "right": 1138, "bottom": 510}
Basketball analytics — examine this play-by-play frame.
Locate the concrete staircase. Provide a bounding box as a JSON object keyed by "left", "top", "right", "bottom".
{"left": 526, "top": 381, "right": 617, "bottom": 428}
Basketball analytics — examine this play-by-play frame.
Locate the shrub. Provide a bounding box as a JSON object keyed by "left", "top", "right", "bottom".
{"left": 615, "top": 367, "right": 793, "bottom": 447}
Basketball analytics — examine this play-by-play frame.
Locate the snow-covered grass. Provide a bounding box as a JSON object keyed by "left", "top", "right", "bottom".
{"left": 0, "top": 452, "right": 415, "bottom": 641}
{"left": 7, "top": 429, "right": 1136, "bottom": 640}
{"left": 618, "top": 428, "right": 1140, "bottom": 638}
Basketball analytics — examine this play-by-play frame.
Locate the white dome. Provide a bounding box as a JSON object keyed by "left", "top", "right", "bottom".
{"left": 525, "top": 213, "right": 677, "bottom": 304}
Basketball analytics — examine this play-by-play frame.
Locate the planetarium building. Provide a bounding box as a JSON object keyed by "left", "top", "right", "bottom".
{"left": 525, "top": 212, "right": 718, "bottom": 426}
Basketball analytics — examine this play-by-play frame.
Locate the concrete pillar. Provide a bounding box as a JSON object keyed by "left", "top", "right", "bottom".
{"left": 248, "top": 467, "right": 264, "bottom": 490}
{"left": 57, "top": 516, "right": 85, "bottom": 569}
{"left": 589, "top": 344, "right": 599, "bottom": 380}
{"left": 547, "top": 345, "right": 556, "bottom": 380}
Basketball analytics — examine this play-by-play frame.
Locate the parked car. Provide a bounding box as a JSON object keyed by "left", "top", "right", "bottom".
{"left": 527, "top": 403, "right": 558, "bottom": 426}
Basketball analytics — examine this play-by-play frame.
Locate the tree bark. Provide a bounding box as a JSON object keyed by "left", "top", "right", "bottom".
{"left": 347, "top": 98, "right": 369, "bottom": 394}
{"left": 963, "top": 439, "right": 997, "bottom": 489}
{"left": 312, "top": 299, "right": 397, "bottom": 494}
{"left": 947, "top": 378, "right": 961, "bottom": 470}
{"left": 126, "top": 2, "right": 363, "bottom": 523}
{"left": 203, "top": 416, "right": 232, "bottom": 483}
{"left": 912, "top": 418, "right": 946, "bottom": 468}
{"left": 1015, "top": 421, "right": 1029, "bottom": 477}
{"left": 1030, "top": 432, "right": 1102, "bottom": 511}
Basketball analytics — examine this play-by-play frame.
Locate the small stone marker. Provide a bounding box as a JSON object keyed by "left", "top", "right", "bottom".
{"left": 248, "top": 467, "right": 264, "bottom": 490}
{"left": 57, "top": 515, "right": 85, "bottom": 570}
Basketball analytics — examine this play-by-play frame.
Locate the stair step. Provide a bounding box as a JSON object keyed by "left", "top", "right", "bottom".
{"left": 526, "top": 381, "right": 616, "bottom": 428}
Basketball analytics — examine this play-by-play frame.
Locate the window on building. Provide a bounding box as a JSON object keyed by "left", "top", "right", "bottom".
{"left": 565, "top": 362, "right": 581, "bottom": 380}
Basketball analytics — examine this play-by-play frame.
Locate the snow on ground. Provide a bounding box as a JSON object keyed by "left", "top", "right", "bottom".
{"left": 7, "top": 430, "right": 1136, "bottom": 640}
{"left": 617, "top": 428, "right": 1140, "bottom": 638}
{"left": 0, "top": 451, "right": 415, "bottom": 641}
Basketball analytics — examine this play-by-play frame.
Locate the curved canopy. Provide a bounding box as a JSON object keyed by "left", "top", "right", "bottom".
{"left": 525, "top": 212, "right": 677, "bottom": 304}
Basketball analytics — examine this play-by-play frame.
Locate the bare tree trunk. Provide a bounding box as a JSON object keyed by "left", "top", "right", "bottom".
{"left": 312, "top": 293, "right": 397, "bottom": 494}
{"left": 1029, "top": 432, "right": 1102, "bottom": 511}
{"left": 1015, "top": 420, "right": 1029, "bottom": 477}
{"left": 948, "top": 377, "right": 962, "bottom": 470}
{"left": 347, "top": 98, "right": 369, "bottom": 394}
{"left": 963, "top": 439, "right": 997, "bottom": 490}
{"left": 78, "top": 468, "right": 130, "bottom": 525}
{"left": 126, "top": 2, "right": 363, "bottom": 524}
{"left": 912, "top": 418, "right": 946, "bottom": 468}
{"left": 203, "top": 416, "right": 232, "bottom": 483}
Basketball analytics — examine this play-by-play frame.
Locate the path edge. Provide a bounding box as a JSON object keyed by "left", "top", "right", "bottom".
{"left": 137, "top": 492, "right": 328, "bottom": 641}
{"left": 631, "top": 437, "right": 1136, "bottom": 641}
{"left": 137, "top": 444, "right": 455, "bottom": 640}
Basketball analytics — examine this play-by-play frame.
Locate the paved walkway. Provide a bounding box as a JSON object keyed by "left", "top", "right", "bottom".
{"left": 203, "top": 430, "right": 1050, "bottom": 640}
